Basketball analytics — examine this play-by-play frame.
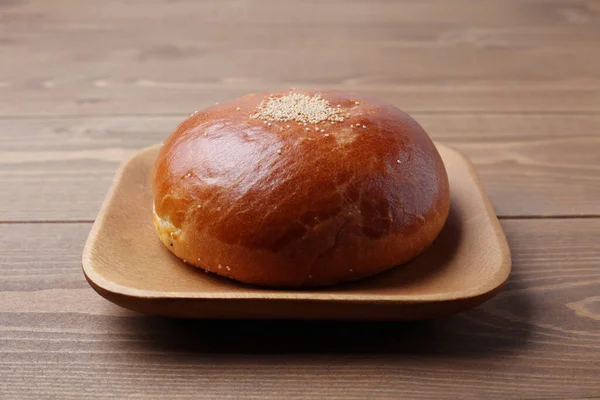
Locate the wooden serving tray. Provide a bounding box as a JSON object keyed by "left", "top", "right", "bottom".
{"left": 82, "top": 143, "right": 510, "bottom": 320}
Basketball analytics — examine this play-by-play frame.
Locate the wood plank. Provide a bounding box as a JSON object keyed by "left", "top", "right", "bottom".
{"left": 1, "top": 0, "right": 600, "bottom": 115}
{"left": 1, "top": 114, "right": 599, "bottom": 221}
{"left": 1, "top": 219, "right": 599, "bottom": 399}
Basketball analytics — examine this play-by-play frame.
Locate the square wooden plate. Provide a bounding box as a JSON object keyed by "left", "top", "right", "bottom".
{"left": 82, "top": 143, "right": 510, "bottom": 321}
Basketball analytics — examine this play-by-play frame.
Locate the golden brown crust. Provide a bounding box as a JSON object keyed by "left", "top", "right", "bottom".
{"left": 151, "top": 89, "right": 450, "bottom": 287}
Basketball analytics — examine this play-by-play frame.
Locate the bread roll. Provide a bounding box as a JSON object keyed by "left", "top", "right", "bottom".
{"left": 152, "top": 89, "right": 450, "bottom": 287}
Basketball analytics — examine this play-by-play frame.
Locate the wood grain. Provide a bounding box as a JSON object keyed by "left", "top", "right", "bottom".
{"left": 81, "top": 144, "right": 511, "bottom": 319}
{"left": 1, "top": 114, "right": 599, "bottom": 221}
{"left": 1, "top": 219, "right": 599, "bottom": 399}
{"left": 2, "top": 0, "right": 600, "bottom": 398}
{"left": 1, "top": 0, "right": 600, "bottom": 115}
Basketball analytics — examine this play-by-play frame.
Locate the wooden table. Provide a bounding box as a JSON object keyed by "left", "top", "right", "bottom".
{"left": 2, "top": 1, "right": 599, "bottom": 398}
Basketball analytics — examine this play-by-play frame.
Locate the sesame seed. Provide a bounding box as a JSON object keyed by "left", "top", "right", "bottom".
{"left": 286, "top": 125, "right": 290, "bottom": 128}
{"left": 320, "top": 129, "right": 325, "bottom": 133}
{"left": 397, "top": 160, "right": 401, "bottom": 164}
{"left": 277, "top": 149, "right": 282, "bottom": 154}
{"left": 218, "top": 264, "right": 222, "bottom": 269}
{"left": 197, "top": 204, "right": 202, "bottom": 208}
{"left": 362, "top": 125, "right": 366, "bottom": 128}
{"left": 305, "top": 127, "right": 310, "bottom": 131}
{"left": 236, "top": 107, "right": 241, "bottom": 111}
{"left": 315, "top": 127, "right": 319, "bottom": 131}
{"left": 203, "top": 133, "right": 207, "bottom": 137}
{"left": 355, "top": 101, "right": 360, "bottom": 105}
{"left": 324, "top": 133, "right": 330, "bottom": 137}
{"left": 337, "top": 104, "right": 341, "bottom": 107}
{"left": 355, "top": 123, "right": 360, "bottom": 127}
{"left": 267, "top": 122, "right": 272, "bottom": 126}
{"left": 197, "top": 258, "right": 201, "bottom": 261}
{"left": 186, "top": 173, "right": 191, "bottom": 177}
{"left": 226, "top": 265, "right": 231, "bottom": 271}
{"left": 183, "top": 260, "right": 187, "bottom": 263}
{"left": 250, "top": 93, "right": 346, "bottom": 124}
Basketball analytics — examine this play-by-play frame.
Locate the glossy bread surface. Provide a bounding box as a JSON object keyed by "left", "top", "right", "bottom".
{"left": 152, "top": 90, "right": 450, "bottom": 287}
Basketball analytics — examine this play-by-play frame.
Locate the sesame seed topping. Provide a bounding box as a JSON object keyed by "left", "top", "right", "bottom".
{"left": 203, "top": 133, "right": 207, "bottom": 137}
{"left": 320, "top": 129, "right": 325, "bottom": 133}
{"left": 362, "top": 125, "right": 366, "bottom": 128}
{"left": 355, "top": 101, "right": 360, "bottom": 105}
{"left": 197, "top": 258, "right": 201, "bottom": 261}
{"left": 236, "top": 107, "right": 241, "bottom": 111}
{"left": 225, "top": 265, "right": 232, "bottom": 271}
{"left": 315, "top": 127, "right": 319, "bottom": 131}
{"left": 324, "top": 133, "right": 330, "bottom": 137}
{"left": 286, "top": 125, "right": 290, "bottom": 128}
{"left": 186, "top": 173, "right": 191, "bottom": 177}
{"left": 197, "top": 204, "right": 202, "bottom": 208}
{"left": 305, "top": 127, "right": 310, "bottom": 131}
{"left": 251, "top": 93, "right": 346, "bottom": 124}
{"left": 267, "top": 122, "right": 272, "bottom": 126}
{"left": 277, "top": 149, "right": 282, "bottom": 154}
{"left": 218, "top": 264, "right": 222, "bottom": 269}
{"left": 397, "top": 160, "right": 401, "bottom": 164}
{"left": 355, "top": 123, "right": 360, "bottom": 127}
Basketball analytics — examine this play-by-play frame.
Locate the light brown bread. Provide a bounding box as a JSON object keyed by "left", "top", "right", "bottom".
{"left": 152, "top": 89, "right": 450, "bottom": 287}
